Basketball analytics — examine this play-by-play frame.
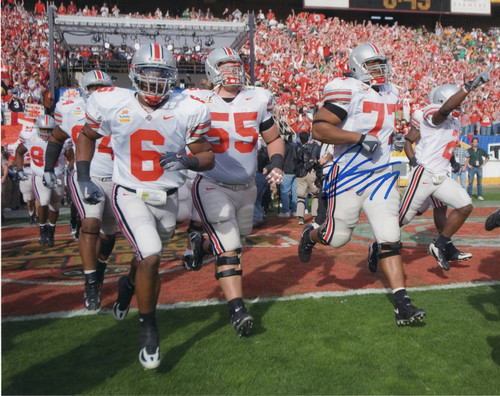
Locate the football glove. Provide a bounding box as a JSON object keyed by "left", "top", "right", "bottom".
{"left": 16, "top": 168, "right": 29, "bottom": 181}
{"left": 464, "top": 65, "right": 492, "bottom": 92}
{"left": 390, "top": 132, "right": 405, "bottom": 152}
{"left": 159, "top": 150, "right": 199, "bottom": 171}
{"left": 408, "top": 156, "right": 418, "bottom": 167}
{"left": 358, "top": 134, "right": 380, "bottom": 155}
{"left": 78, "top": 179, "right": 103, "bottom": 205}
{"left": 42, "top": 171, "right": 57, "bottom": 188}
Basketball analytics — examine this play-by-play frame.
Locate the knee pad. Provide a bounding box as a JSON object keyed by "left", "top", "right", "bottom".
{"left": 215, "top": 249, "right": 242, "bottom": 280}
{"left": 99, "top": 234, "right": 116, "bottom": 257}
{"left": 377, "top": 242, "right": 402, "bottom": 259}
{"left": 187, "top": 220, "right": 204, "bottom": 234}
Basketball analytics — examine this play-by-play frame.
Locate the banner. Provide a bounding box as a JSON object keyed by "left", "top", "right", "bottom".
{"left": 24, "top": 104, "right": 45, "bottom": 120}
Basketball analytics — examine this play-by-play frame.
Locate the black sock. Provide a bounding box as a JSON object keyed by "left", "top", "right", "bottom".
{"left": 139, "top": 312, "right": 156, "bottom": 327}
{"left": 435, "top": 233, "right": 451, "bottom": 249}
{"left": 393, "top": 289, "right": 407, "bottom": 306}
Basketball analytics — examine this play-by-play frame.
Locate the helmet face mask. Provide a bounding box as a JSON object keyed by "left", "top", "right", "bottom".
{"left": 349, "top": 43, "right": 390, "bottom": 87}
{"left": 35, "top": 115, "right": 55, "bottom": 142}
{"left": 205, "top": 47, "right": 245, "bottom": 88}
{"left": 129, "top": 44, "right": 178, "bottom": 106}
{"left": 80, "top": 70, "right": 113, "bottom": 99}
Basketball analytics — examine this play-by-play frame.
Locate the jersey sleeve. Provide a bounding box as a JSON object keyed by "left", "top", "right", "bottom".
{"left": 410, "top": 109, "right": 423, "bottom": 130}
{"left": 185, "top": 97, "right": 211, "bottom": 145}
{"left": 321, "top": 78, "right": 353, "bottom": 112}
{"left": 85, "top": 90, "right": 115, "bottom": 136}
{"left": 18, "top": 127, "right": 34, "bottom": 144}
{"left": 260, "top": 88, "right": 275, "bottom": 123}
{"left": 422, "top": 104, "right": 441, "bottom": 127}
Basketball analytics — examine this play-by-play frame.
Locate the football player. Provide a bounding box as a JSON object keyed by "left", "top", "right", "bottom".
{"left": 297, "top": 42, "right": 426, "bottom": 326}
{"left": 43, "top": 70, "right": 116, "bottom": 311}
{"left": 76, "top": 43, "right": 214, "bottom": 369}
{"left": 15, "top": 115, "right": 73, "bottom": 247}
{"left": 398, "top": 68, "right": 491, "bottom": 271}
{"left": 188, "top": 47, "right": 284, "bottom": 337}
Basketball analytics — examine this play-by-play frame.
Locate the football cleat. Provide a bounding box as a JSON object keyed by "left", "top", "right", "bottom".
{"left": 29, "top": 213, "right": 39, "bottom": 225}
{"left": 298, "top": 224, "right": 316, "bottom": 263}
{"left": 368, "top": 241, "right": 378, "bottom": 273}
{"left": 428, "top": 242, "right": 450, "bottom": 271}
{"left": 188, "top": 232, "right": 206, "bottom": 271}
{"left": 445, "top": 242, "right": 472, "bottom": 262}
{"left": 395, "top": 296, "right": 426, "bottom": 326}
{"left": 181, "top": 254, "right": 195, "bottom": 271}
{"left": 139, "top": 324, "right": 160, "bottom": 369}
{"left": 231, "top": 307, "right": 254, "bottom": 338}
{"left": 39, "top": 225, "right": 49, "bottom": 245}
{"left": 485, "top": 208, "right": 500, "bottom": 231}
{"left": 84, "top": 272, "right": 101, "bottom": 310}
{"left": 113, "top": 275, "right": 135, "bottom": 321}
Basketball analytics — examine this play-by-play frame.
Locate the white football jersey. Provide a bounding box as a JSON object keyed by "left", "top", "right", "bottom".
{"left": 19, "top": 127, "right": 71, "bottom": 178}
{"left": 412, "top": 104, "right": 460, "bottom": 174}
{"left": 190, "top": 87, "right": 274, "bottom": 184}
{"left": 54, "top": 96, "right": 113, "bottom": 178}
{"left": 322, "top": 77, "right": 398, "bottom": 171}
{"left": 85, "top": 87, "right": 211, "bottom": 190}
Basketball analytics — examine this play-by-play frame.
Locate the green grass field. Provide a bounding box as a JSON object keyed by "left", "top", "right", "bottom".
{"left": 3, "top": 285, "right": 500, "bottom": 395}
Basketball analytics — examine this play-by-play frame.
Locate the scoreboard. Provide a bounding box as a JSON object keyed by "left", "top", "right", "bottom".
{"left": 303, "top": 0, "right": 492, "bottom": 14}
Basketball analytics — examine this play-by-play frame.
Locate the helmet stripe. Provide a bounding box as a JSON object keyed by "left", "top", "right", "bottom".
{"left": 224, "top": 47, "right": 234, "bottom": 57}
{"left": 94, "top": 70, "right": 103, "bottom": 80}
{"left": 368, "top": 43, "right": 382, "bottom": 55}
{"left": 151, "top": 43, "right": 162, "bottom": 61}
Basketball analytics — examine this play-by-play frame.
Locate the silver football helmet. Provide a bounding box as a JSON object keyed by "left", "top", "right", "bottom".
{"left": 129, "top": 43, "right": 178, "bottom": 106}
{"left": 35, "top": 115, "right": 56, "bottom": 141}
{"left": 80, "top": 70, "right": 113, "bottom": 98}
{"left": 205, "top": 47, "right": 245, "bottom": 87}
{"left": 348, "top": 43, "right": 390, "bottom": 87}
{"left": 429, "top": 84, "right": 460, "bottom": 105}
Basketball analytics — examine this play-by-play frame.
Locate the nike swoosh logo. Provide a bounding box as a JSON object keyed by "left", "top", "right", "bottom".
{"left": 245, "top": 97, "right": 253, "bottom": 100}
{"left": 163, "top": 115, "right": 174, "bottom": 120}
{"left": 206, "top": 187, "right": 216, "bottom": 191}
{"left": 422, "top": 182, "right": 429, "bottom": 184}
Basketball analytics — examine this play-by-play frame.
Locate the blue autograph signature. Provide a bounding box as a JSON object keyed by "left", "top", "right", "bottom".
{"left": 323, "top": 144, "right": 401, "bottom": 200}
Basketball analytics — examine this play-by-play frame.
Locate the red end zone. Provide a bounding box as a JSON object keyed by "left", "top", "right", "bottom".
{"left": 2, "top": 206, "right": 499, "bottom": 317}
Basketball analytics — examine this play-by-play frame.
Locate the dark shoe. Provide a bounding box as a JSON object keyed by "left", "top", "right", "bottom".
{"left": 84, "top": 272, "right": 101, "bottom": 310}
{"left": 428, "top": 242, "right": 450, "bottom": 271}
{"left": 113, "top": 275, "right": 135, "bottom": 321}
{"left": 139, "top": 324, "right": 160, "bottom": 369}
{"left": 368, "top": 241, "right": 378, "bottom": 273}
{"left": 39, "top": 225, "right": 49, "bottom": 245}
{"left": 188, "top": 232, "right": 206, "bottom": 271}
{"left": 29, "top": 213, "right": 38, "bottom": 225}
{"left": 231, "top": 307, "right": 254, "bottom": 337}
{"left": 445, "top": 242, "right": 472, "bottom": 262}
{"left": 298, "top": 216, "right": 304, "bottom": 225}
{"left": 298, "top": 224, "right": 316, "bottom": 263}
{"left": 485, "top": 209, "right": 500, "bottom": 231}
{"left": 395, "top": 296, "right": 426, "bottom": 326}
{"left": 47, "top": 225, "right": 55, "bottom": 247}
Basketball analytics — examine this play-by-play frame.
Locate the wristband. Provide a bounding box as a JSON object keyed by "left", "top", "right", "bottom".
{"left": 180, "top": 155, "right": 200, "bottom": 171}
{"left": 269, "top": 153, "right": 284, "bottom": 171}
{"left": 44, "top": 141, "right": 63, "bottom": 172}
{"left": 76, "top": 161, "right": 91, "bottom": 182}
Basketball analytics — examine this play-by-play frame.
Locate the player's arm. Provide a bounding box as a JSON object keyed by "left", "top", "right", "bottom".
{"left": 312, "top": 103, "right": 380, "bottom": 154}
{"left": 431, "top": 89, "right": 468, "bottom": 125}
{"left": 75, "top": 124, "right": 103, "bottom": 204}
{"left": 14, "top": 143, "right": 29, "bottom": 180}
{"left": 261, "top": 121, "right": 284, "bottom": 185}
{"left": 185, "top": 137, "right": 215, "bottom": 172}
{"left": 44, "top": 125, "right": 70, "bottom": 187}
{"left": 404, "top": 126, "right": 420, "bottom": 167}
{"left": 64, "top": 146, "right": 75, "bottom": 170}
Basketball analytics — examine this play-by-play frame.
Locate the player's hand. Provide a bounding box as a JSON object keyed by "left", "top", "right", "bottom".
{"left": 358, "top": 134, "right": 380, "bottom": 155}
{"left": 16, "top": 169, "right": 28, "bottom": 181}
{"left": 78, "top": 179, "right": 103, "bottom": 205}
{"left": 408, "top": 156, "right": 418, "bottom": 167}
{"left": 43, "top": 171, "right": 57, "bottom": 188}
{"left": 451, "top": 162, "right": 460, "bottom": 173}
{"left": 263, "top": 165, "right": 283, "bottom": 186}
{"left": 390, "top": 132, "right": 405, "bottom": 152}
{"left": 159, "top": 151, "right": 190, "bottom": 171}
{"left": 464, "top": 65, "right": 492, "bottom": 92}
